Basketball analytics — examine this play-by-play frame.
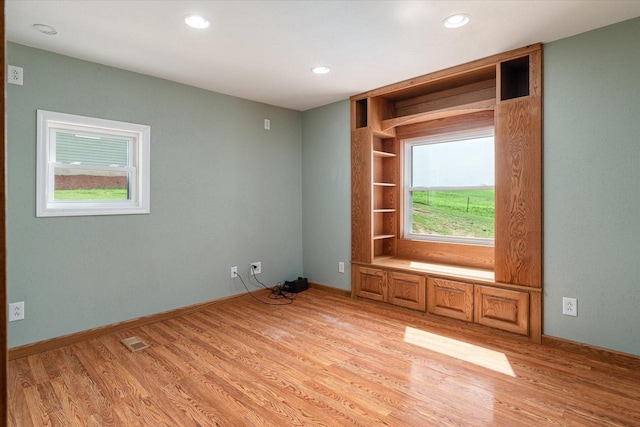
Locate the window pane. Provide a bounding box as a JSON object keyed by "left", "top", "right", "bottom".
{"left": 55, "top": 132, "right": 129, "bottom": 167}
{"left": 54, "top": 168, "right": 129, "bottom": 200}
{"left": 411, "top": 136, "right": 494, "bottom": 188}
{"left": 412, "top": 190, "right": 494, "bottom": 239}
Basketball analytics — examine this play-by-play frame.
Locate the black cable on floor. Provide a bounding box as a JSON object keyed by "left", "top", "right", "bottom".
{"left": 235, "top": 271, "right": 294, "bottom": 305}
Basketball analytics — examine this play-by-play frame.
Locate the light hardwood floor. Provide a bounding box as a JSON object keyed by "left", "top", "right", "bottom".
{"left": 8, "top": 288, "right": 640, "bottom": 426}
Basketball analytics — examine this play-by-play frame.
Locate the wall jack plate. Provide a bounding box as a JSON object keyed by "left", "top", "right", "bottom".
{"left": 251, "top": 262, "right": 261, "bottom": 275}
{"left": 8, "top": 65, "right": 23, "bottom": 86}
{"left": 562, "top": 297, "right": 577, "bottom": 316}
{"left": 9, "top": 301, "right": 25, "bottom": 321}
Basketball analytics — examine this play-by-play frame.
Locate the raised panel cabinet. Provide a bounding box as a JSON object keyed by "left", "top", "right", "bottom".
{"left": 354, "top": 266, "right": 386, "bottom": 302}
{"left": 427, "top": 278, "right": 473, "bottom": 321}
{"left": 474, "top": 285, "right": 529, "bottom": 335}
{"left": 388, "top": 272, "right": 426, "bottom": 311}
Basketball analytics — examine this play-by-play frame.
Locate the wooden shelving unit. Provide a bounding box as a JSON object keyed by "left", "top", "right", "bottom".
{"left": 351, "top": 44, "right": 543, "bottom": 343}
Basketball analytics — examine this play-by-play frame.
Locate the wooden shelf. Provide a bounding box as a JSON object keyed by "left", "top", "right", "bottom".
{"left": 352, "top": 44, "right": 542, "bottom": 343}
{"left": 380, "top": 98, "right": 496, "bottom": 131}
{"left": 372, "top": 129, "right": 396, "bottom": 138}
{"left": 373, "top": 234, "right": 395, "bottom": 240}
{"left": 373, "top": 150, "right": 396, "bottom": 158}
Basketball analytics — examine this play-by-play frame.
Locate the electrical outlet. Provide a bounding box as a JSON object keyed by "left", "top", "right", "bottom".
{"left": 8, "top": 65, "right": 23, "bottom": 86}
{"left": 9, "top": 301, "right": 25, "bottom": 321}
{"left": 562, "top": 297, "right": 577, "bottom": 317}
{"left": 251, "top": 262, "right": 261, "bottom": 275}
{"left": 338, "top": 262, "right": 345, "bottom": 273}
{"left": 231, "top": 266, "right": 238, "bottom": 278}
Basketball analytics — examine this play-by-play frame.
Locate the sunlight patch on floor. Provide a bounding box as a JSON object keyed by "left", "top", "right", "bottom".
{"left": 404, "top": 326, "right": 515, "bottom": 377}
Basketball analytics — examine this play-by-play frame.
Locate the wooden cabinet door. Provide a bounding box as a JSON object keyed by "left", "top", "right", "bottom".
{"left": 427, "top": 278, "right": 473, "bottom": 321}
{"left": 388, "top": 272, "right": 425, "bottom": 311}
{"left": 474, "top": 285, "right": 529, "bottom": 335}
{"left": 354, "top": 266, "right": 386, "bottom": 302}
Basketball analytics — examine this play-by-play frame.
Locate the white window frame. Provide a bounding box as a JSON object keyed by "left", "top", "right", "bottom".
{"left": 404, "top": 128, "right": 494, "bottom": 246}
{"left": 36, "top": 110, "right": 150, "bottom": 217}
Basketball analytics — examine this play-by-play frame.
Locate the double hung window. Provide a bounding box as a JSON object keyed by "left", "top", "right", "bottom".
{"left": 36, "top": 110, "right": 150, "bottom": 217}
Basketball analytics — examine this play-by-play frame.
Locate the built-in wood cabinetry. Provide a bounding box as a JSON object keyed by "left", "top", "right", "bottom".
{"left": 427, "top": 278, "right": 474, "bottom": 322}
{"left": 353, "top": 267, "right": 426, "bottom": 311}
{"left": 351, "top": 45, "right": 542, "bottom": 342}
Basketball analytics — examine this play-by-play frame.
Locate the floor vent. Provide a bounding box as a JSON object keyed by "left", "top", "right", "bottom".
{"left": 121, "top": 336, "right": 150, "bottom": 353}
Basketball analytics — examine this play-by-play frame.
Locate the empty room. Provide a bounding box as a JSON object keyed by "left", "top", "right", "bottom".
{"left": 2, "top": 1, "right": 640, "bottom": 425}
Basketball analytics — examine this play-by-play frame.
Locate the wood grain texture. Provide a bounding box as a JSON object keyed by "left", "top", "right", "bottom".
{"left": 381, "top": 98, "right": 495, "bottom": 131}
{"left": 395, "top": 110, "right": 495, "bottom": 141}
{"left": 474, "top": 285, "right": 530, "bottom": 335}
{"left": 1, "top": 3, "right": 7, "bottom": 422}
{"left": 396, "top": 238, "right": 495, "bottom": 270}
{"left": 427, "top": 278, "right": 474, "bottom": 321}
{"left": 8, "top": 291, "right": 268, "bottom": 361}
{"left": 354, "top": 266, "right": 386, "bottom": 302}
{"left": 351, "top": 128, "right": 373, "bottom": 263}
{"left": 394, "top": 78, "right": 496, "bottom": 114}
{"left": 351, "top": 44, "right": 541, "bottom": 101}
{"left": 387, "top": 272, "right": 426, "bottom": 311}
{"left": 368, "top": 96, "right": 395, "bottom": 137}
{"left": 8, "top": 288, "right": 640, "bottom": 427}
{"left": 494, "top": 96, "right": 542, "bottom": 287}
{"left": 308, "top": 281, "right": 351, "bottom": 298}
{"left": 364, "top": 258, "right": 494, "bottom": 284}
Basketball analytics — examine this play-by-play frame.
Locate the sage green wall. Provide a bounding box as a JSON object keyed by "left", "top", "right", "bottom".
{"left": 7, "top": 43, "right": 303, "bottom": 348}
{"left": 300, "top": 19, "right": 640, "bottom": 356}
{"left": 10, "top": 16, "right": 640, "bottom": 357}
{"left": 544, "top": 17, "right": 640, "bottom": 356}
{"left": 301, "top": 100, "right": 351, "bottom": 290}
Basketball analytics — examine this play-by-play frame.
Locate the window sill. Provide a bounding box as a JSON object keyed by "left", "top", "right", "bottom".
{"left": 355, "top": 257, "right": 495, "bottom": 285}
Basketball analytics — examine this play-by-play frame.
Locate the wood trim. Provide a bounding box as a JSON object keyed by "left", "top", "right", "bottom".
{"left": 351, "top": 128, "right": 373, "bottom": 263}
{"left": 395, "top": 110, "right": 495, "bottom": 143}
{"left": 1, "top": 1, "right": 7, "bottom": 421}
{"left": 494, "top": 96, "right": 542, "bottom": 287}
{"left": 351, "top": 44, "right": 541, "bottom": 101}
{"left": 529, "top": 290, "right": 542, "bottom": 343}
{"left": 308, "top": 281, "right": 351, "bottom": 298}
{"left": 396, "top": 239, "right": 494, "bottom": 271}
{"left": 8, "top": 291, "right": 268, "bottom": 360}
{"left": 542, "top": 335, "right": 640, "bottom": 370}
{"left": 381, "top": 98, "right": 495, "bottom": 131}
{"left": 355, "top": 258, "right": 494, "bottom": 284}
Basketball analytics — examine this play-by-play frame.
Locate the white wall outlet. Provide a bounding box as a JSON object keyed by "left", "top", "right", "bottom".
{"left": 251, "top": 262, "right": 261, "bottom": 275}
{"left": 231, "top": 266, "right": 238, "bottom": 278}
{"left": 8, "top": 65, "right": 23, "bottom": 86}
{"left": 9, "top": 301, "right": 25, "bottom": 321}
{"left": 562, "top": 297, "right": 578, "bottom": 317}
{"left": 338, "top": 262, "right": 345, "bottom": 273}
{"left": 264, "top": 119, "right": 270, "bottom": 130}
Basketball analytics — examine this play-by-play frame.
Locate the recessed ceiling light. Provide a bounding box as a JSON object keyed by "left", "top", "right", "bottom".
{"left": 443, "top": 14, "right": 470, "bottom": 29}
{"left": 33, "top": 24, "right": 57, "bottom": 35}
{"left": 311, "top": 66, "right": 331, "bottom": 75}
{"left": 184, "top": 14, "right": 210, "bottom": 29}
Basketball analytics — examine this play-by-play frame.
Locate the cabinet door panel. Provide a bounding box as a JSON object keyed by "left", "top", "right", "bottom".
{"left": 354, "top": 267, "right": 386, "bottom": 301}
{"left": 388, "top": 272, "right": 426, "bottom": 311}
{"left": 474, "top": 285, "right": 529, "bottom": 335}
{"left": 427, "top": 278, "right": 473, "bottom": 321}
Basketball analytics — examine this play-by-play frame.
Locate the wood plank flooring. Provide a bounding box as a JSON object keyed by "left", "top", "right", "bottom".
{"left": 8, "top": 288, "right": 640, "bottom": 426}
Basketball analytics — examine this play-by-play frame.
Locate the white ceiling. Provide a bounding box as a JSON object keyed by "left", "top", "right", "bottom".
{"left": 7, "top": 1, "right": 640, "bottom": 111}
